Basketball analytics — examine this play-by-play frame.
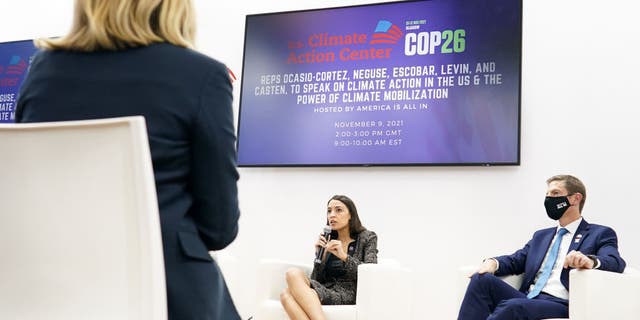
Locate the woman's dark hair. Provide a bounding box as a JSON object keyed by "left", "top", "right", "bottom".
{"left": 327, "top": 195, "right": 366, "bottom": 237}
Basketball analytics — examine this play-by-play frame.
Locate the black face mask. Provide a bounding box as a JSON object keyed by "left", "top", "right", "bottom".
{"left": 544, "top": 196, "right": 571, "bottom": 220}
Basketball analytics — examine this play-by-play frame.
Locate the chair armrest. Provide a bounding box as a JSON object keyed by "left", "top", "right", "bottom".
{"left": 569, "top": 268, "right": 640, "bottom": 320}
{"left": 499, "top": 274, "right": 523, "bottom": 291}
{"left": 356, "top": 262, "right": 412, "bottom": 320}
{"left": 256, "top": 259, "right": 312, "bottom": 301}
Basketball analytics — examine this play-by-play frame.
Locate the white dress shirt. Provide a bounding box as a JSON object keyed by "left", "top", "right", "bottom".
{"left": 527, "top": 218, "right": 583, "bottom": 300}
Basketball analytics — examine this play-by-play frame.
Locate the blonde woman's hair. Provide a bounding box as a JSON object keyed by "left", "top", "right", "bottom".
{"left": 36, "top": 0, "right": 196, "bottom": 51}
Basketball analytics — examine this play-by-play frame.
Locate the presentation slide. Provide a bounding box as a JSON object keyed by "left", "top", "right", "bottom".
{"left": 237, "top": 0, "right": 522, "bottom": 166}
{"left": 0, "top": 39, "right": 38, "bottom": 123}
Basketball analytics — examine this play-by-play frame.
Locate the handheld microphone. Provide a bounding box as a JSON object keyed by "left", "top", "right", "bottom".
{"left": 314, "top": 226, "right": 332, "bottom": 264}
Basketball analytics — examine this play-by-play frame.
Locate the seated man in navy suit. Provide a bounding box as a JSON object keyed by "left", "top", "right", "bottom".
{"left": 458, "top": 175, "right": 626, "bottom": 320}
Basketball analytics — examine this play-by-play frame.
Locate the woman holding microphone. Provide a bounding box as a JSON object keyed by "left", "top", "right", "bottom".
{"left": 280, "top": 195, "right": 378, "bottom": 320}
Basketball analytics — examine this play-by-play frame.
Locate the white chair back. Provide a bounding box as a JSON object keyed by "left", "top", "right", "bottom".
{"left": 0, "top": 117, "right": 166, "bottom": 320}
{"left": 356, "top": 259, "right": 412, "bottom": 320}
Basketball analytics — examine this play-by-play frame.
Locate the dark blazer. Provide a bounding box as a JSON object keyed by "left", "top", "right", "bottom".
{"left": 494, "top": 219, "right": 626, "bottom": 293}
{"left": 311, "top": 230, "right": 378, "bottom": 304}
{"left": 16, "top": 43, "right": 241, "bottom": 320}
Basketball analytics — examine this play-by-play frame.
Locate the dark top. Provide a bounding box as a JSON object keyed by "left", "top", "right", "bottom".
{"left": 310, "top": 230, "right": 378, "bottom": 305}
{"left": 323, "top": 240, "right": 358, "bottom": 279}
{"left": 16, "top": 43, "right": 241, "bottom": 320}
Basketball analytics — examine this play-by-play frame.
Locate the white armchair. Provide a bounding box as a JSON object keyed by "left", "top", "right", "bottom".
{"left": 569, "top": 267, "right": 640, "bottom": 319}
{"left": 458, "top": 266, "right": 640, "bottom": 320}
{"left": 256, "top": 259, "right": 412, "bottom": 320}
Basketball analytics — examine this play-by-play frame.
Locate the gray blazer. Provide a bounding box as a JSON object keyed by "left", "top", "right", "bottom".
{"left": 310, "top": 230, "right": 378, "bottom": 305}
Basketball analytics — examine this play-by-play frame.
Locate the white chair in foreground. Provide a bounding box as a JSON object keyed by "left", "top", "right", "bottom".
{"left": 458, "top": 266, "right": 640, "bottom": 320}
{"left": 0, "top": 117, "right": 166, "bottom": 320}
{"left": 256, "top": 258, "right": 412, "bottom": 320}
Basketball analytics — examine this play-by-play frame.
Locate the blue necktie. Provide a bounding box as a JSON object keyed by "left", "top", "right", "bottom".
{"left": 527, "top": 227, "right": 569, "bottom": 299}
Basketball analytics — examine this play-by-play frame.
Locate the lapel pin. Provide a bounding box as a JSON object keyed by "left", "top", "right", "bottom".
{"left": 574, "top": 234, "right": 582, "bottom": 243}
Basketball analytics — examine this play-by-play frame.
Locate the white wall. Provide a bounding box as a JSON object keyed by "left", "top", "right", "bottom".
{"left": 4, "top": 0, "right": 639, "bottom": 319}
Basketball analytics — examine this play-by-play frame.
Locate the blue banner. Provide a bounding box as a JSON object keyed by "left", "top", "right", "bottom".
{"left": 0, "top": 39, "right": 39, "bottom": 123}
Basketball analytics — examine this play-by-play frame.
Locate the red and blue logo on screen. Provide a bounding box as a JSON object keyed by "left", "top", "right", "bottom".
{"left": 4, "top": 56, "right": 28, "bottom": 75}
{"left": 287, "top": 20, "right": 404, "bottom": 64}
{"left": 370, "top": 20, "right": 403, "bottom": 45}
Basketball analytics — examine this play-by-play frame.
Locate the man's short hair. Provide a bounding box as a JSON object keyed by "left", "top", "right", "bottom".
{"left": 547, "top": 175, "right": 587, "bottom": 212}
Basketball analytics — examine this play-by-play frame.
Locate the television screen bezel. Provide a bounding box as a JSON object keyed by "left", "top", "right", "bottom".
{"left": 236, "top": 0, "right": 522, "bottom": 168}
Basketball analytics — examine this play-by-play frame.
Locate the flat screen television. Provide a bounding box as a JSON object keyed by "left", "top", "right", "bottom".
{"left": 0, "top": 39, "right": 38, "bottom": 123}
{"left": 237, "top": 0, "right": 522, "bottom": 166}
